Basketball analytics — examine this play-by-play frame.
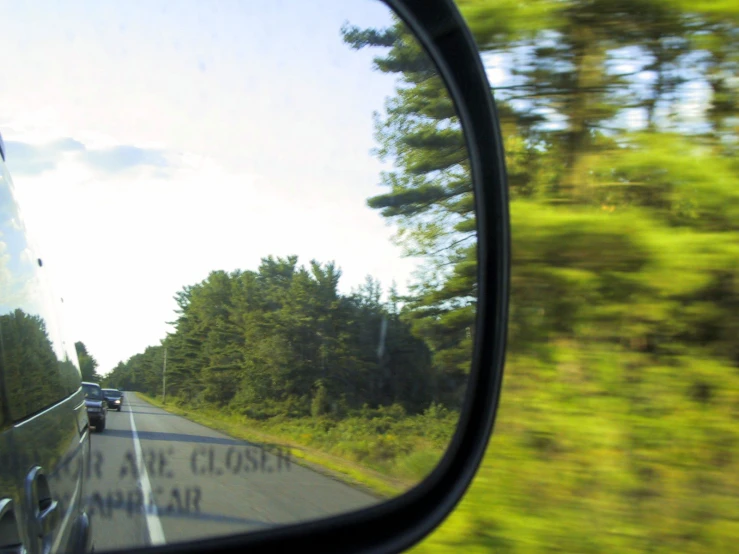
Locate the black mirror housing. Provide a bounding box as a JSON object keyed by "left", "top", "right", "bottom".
{"left": 124, "top": 1, "right": 510, "bottom": 553}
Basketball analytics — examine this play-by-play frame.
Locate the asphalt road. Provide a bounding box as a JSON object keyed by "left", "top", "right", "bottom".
{"left": 87, "top": 393, "right": 378, "bottom": 551}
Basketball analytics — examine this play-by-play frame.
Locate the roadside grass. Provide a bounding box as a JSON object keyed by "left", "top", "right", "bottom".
{"left": 130, "top": 339, "right": 739, "bottom": 552}
{"left": 137, "top": 393, "right": 457, "bottom": 500}
{"left": 410, "top": 348, "right": 739, "bottom": 553}
{"left": 137, "top": 341, "right": 739, "bottom": 552}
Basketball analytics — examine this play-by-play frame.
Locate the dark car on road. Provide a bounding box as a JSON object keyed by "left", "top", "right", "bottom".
{"left": 82, "top": 382, "right": 107, "bottom": 431}
{"left": 102, "top": 388, "right": 123, "bottom": 411}
{"left": 0, "top": 132, "right": 93, "bottom": 553}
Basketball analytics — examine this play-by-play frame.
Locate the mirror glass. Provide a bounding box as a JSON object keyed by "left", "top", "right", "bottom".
{"left": 0, "top": 0, "right": 476, "bottom": 549}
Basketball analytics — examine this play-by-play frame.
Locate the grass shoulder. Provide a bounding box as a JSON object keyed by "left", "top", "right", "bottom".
{"left": 136, "top": 393, "right": 457, "bottom": 500}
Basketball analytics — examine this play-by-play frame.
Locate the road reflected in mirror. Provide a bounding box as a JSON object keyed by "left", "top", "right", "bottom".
{"left": 0, "top": 0, "right": 476, "bottom": 550}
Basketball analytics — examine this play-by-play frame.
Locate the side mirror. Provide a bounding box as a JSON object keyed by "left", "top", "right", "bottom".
{"left": 0, "top": 0, "right": 508, "bottom": 553}
{"left": 169, "top": 1, "right": 509, "bottom": 552}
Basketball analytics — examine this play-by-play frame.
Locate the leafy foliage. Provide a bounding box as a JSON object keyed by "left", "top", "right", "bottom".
{"left": 75, "top": 341, "right": 100, "bottom": 382}
{"left": 99, "top": 1, "right": 738, "bottom": 550}
{"left": 0, "top": 310, "right": 81, "bottom": 420}
{"left": 341, "top": 2, "right": 738, "bottom": 552}
{"left": 105, "top": 258, "right": 449, "bottom": 415}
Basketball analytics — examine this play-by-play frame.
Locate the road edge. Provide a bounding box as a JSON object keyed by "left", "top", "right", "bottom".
{"left": 128, "top": 406, "right": 167, "bottom": 545}
{"left": 134, "top": 393, "right": 412, "bottom": 501}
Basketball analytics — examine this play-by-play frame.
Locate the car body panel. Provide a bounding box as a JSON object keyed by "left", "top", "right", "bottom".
{"left": 0, "top": 132, "right": 92, "bottom": 553}
{"left": 9, "top": 391, "right": 91, "bottom": 554}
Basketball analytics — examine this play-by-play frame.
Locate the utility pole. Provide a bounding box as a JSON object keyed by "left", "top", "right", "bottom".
{"left": 162, "top": 346, "right": 167, "bottom": 403}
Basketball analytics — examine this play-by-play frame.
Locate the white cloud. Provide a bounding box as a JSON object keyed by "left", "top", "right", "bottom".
{"left": 0, "top": 0, "right": 441, "bottom": 373}
{"left": 10, "top": 139, "right": 419, "bottom": 373}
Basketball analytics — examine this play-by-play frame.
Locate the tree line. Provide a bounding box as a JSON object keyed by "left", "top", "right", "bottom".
{"left": 104, "top": 258, "right": 466, "bottom": 418}
{"left": 105, "top": 0, "right": 737, "bottom": 447}
{"left": 0, "top": 309, "right": 81, "bottom": 423}
{"left": 340, "top": 0, "right": 737, "bottom": 368}
{"left": 341, "top": 2, "right": 736, "bottom": 552}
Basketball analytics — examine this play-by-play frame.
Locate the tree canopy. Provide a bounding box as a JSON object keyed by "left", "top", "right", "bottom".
{"left": 105, "top": 258, "right": 449, "bottom": 417}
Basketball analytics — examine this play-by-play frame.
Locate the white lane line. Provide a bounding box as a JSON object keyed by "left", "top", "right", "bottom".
{"left": 129, "top": 404, "right": 166, "bottom": 545}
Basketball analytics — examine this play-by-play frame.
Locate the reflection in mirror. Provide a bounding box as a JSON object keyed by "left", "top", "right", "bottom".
{"left": 0, "top": 0, "right": 475, "bottom": 550}
{"left": 0, "top": 142, "right": 87, "bottom": 542}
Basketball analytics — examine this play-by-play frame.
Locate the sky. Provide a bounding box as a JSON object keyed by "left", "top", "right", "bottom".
{"left": 0, "top": 0, "right": 429, "bottom": 374}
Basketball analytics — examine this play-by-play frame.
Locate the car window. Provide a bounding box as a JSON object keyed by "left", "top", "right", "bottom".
{"left": 82, "top": 384, "right": 103, "bottom": 400}
{"left": 0, "top": 158, "right": 82, "bottom": 421}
